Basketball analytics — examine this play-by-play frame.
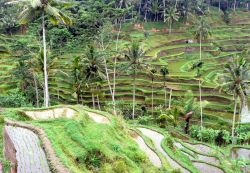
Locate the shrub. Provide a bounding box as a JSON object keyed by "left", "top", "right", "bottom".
{"left": 84, "top": 149, "right": 105, "bottom": 170}
{"left": 138, "top": 116, "right": 153, "bottom": 125}
{"left": 0, "top": 89, "right": 31, "bottom": 107}
{"left": 113, "top": 160, "right": 129, "bottom": 173}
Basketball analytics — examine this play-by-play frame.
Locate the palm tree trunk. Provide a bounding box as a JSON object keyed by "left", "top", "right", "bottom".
{"left": 164, "top": 81, "right": 167, "bottom": 108}
{"left": 199, "top": 79, "right": 203, "bottom": 128}
{"left": 219, "top": 0, "right": 221, "bottom": 11}
{"left": 175, "top": 0, "right": 178, "bottom": 9}
{"left": 199, "top": 32, "right": 203, "bottom": 128}
{"left": 33, "top": 73, "right": 39, "bottom": 108}
{"left": 232, "top": 95, "right": 237, "bottom": 144}
{"left": 132, "top": 69, "right": 136, "bottom": 119}
{"left": 152, "top": 79, "right": 154, "bottom": 116}
{"left": 92, "top": 93, "right": 95, "bottom": 109}
{"left": 112, "top": 20, "right": 122, "bottom": 115}
{"left": 169, "top": 88, "right": 172, "bottom": 109}
{"left": 139, "top": 0, "right": 142, "bottom": 17}
{"left": 163, "top": 0, "right": 166, "bottom": 22}
{"left": 97, "top": 95, "right": 101, "bottom": 110}
{"left": 169, "top": 21, "right": 172, "bottom": 34}
{"left": 103, "top": 56, "right": 114, "bottom": 107}
{"left": 42, "top": 12, "right": 49, "bottom": 108}
{"left": 234, "top": 0, "right": 236, "bottom": 11}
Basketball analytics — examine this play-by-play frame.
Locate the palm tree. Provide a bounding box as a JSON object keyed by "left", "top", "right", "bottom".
{"left": 72, "top": 56, "right": 83, "bottom": 104}
{"left": 164, "top": 6, "right": 179, "bottom": 34}
{"left": 190, "top": 60, "right": 204, "bottom": 128}
{"left": 192, "top": 17, "right": 211, "bottom": 128}
{"left": 160, "top": 65, "right": 169, "bottom": 108}
{"left": 149, "top": 68, "right": 157, "bottom": 116}
{"left": 218, "top": 56, "right": 250, "bottom": 143}
{"left": 150, "top": 0, "right": 160, "bottom": 21}
{"left": 125, "top": 42, "right": 145, "bottom": 119}
{"left": 83, "top": 45, "right": 105, "bottom": 108}
{"left": 7, "top": 0, "right": 72, "bottom": 107}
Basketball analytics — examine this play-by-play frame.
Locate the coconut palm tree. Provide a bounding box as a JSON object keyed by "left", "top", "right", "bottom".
{"left": 160, "top": 65, "right": 169, "bottom": 108}
{"left": 164, "top": 6, "right": 179, "bottom": 34}
{"left": 149, "top": 67, "right": 157, "bottom": 116}
{"left": 150, "top": 0, "right": 160, "bottom": 21}
{"left": 125, "top": 41, "right": 145, "bottom": 119}
{"left": 190, "top": 60, "right": 204, "bottom": 128}
{"left": 83, "top": 45, "right": 105, "bottom": 108}
{"left": 218, "top": 56, "right": 250, "bottom": 143}
{"left": 192, "top": 17, "right": 211, "bottom": 128}
{"left": 7, "top": 0, "right": 72, "bottom": 107}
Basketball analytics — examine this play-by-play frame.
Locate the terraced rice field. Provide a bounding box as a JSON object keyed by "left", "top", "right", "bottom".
{"left": 138, "top": 127, "right": 190, "bottom": 173}
{"left": 1, "top": 11, "right": 250, "bottom": 129}
{"left": 5, "top": 126, "right": 50, "bottom": 173}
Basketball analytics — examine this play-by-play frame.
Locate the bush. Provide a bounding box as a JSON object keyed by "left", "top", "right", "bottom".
{"left": 137, "top": 116, "right": 153, "bottom": 125}
{"left": 84, "top": 149, "right": 105, "bottom": 170}
{"left": 0, "top": 89, "right": 31, "bottom": 107}
{"left": 113, "top": 160, "right": 129, "bottom": 173}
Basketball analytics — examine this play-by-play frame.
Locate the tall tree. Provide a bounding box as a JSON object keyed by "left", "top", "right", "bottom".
{"left": 150, "top": 0, "right": 160, "bottom": 21}
{"left": 165, "top": 6, "right": 179, "bottom": 34}
{"left": 125, "top": 41, "right": 145, "bottom": 119}
{"left": 192, "top": 16, "right": 211, "bottom": 128}
{"left": 160, "top": 65, "right": 169, "bottom": 108}
{"left": 83, "top": 45, "right": 105, "bottom": 109}
{"left": 149, "top": 68, "right": 157, "bottom": 116}
{"left": 8, "top": 0, "right": 72, "bottom": 107}
{"left": 95, "top": 21, "right": 117, "bottom": 114}
{"left": 219, "top": 56, "right": 250, "bottom": 143}
{"left": 190, "top": 60, "right": 204, "bottom": 128}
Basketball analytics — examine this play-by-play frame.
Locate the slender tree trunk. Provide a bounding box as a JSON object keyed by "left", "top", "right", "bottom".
{"left": 132, "top": 69, "right": 136, "bottom": 119}
{"left": 164, "top": 81, "right": 167, "bottom": 108}
{"left": 97, "top": 95, "right": 101, "bottom": 110}
{"left": 163, "top": 0, "right": 166, "bottom": 22}
{"left": 139, "top": 0, "right": 142, "bottom": 17}
{"left": 103, "top": 56, "right": 114, "bottom": 107}
{"left": 169, "top": 21, "right": 172, "bottom": 34}
{"left": 92, "top": 93, "right": 95, "bottom": 109}
{"left": 112, "top": 20, "right": 122, "bottom": 115}
{"left": 199, "top": 79, "right": 203, "bottom": 128}
{"left": 234, "top": 0, "right": 236, "bottom": 11}
{"left": 152, "top": 79, "right": 154, "bottom": 116}
{"left": 219, "top": 0, "right": 221, "bottom": 11}
{"left": 199, "top": 32, "right": 203, "bottom": 128}
{"left": 175, "top": 0, "right": 178, "bottom": 9}
{"left": 144, "top": 9, "right": 148, "bottom": 22}
{"left": 42, "top": 12, "right": 49, "bottom": 107}
{"left": 169, "top": 88, "right": 172, "bottom": 109}
{"left": 232, "top": 95, "right": 237, "bottom": 144}
{"left": 33, "top": 73, "right": 39, "bottom": 108}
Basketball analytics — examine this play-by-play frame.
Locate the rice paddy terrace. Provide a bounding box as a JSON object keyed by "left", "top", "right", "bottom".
{"left": 1, "top": 9, "right": 250, "bottom": 128}
{"left": 0, "top": 106, "right": 249, "bottom": 172}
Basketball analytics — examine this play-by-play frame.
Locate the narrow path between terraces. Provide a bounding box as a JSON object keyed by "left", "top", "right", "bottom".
{"left": 5, "top": 126, "right": 51, "bottom": 173}
{"left": 138, "top": 127, "right": 190, "bottom": 173}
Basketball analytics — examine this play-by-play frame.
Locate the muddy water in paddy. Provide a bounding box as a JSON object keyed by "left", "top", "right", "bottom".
{"left": 5, "top": 126, "right": 51, "bottom": 173}
{"left": 193, "top": 162, "right": 224, "bottom": 173}
{"left": 132, "top": 133, "right": 162, "bottom": 168}
{"left": 231, "top": 147, "right": 250, "bottom": 160}
{"left": 138, "top": 128, "right": 190, "bottom": 173}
